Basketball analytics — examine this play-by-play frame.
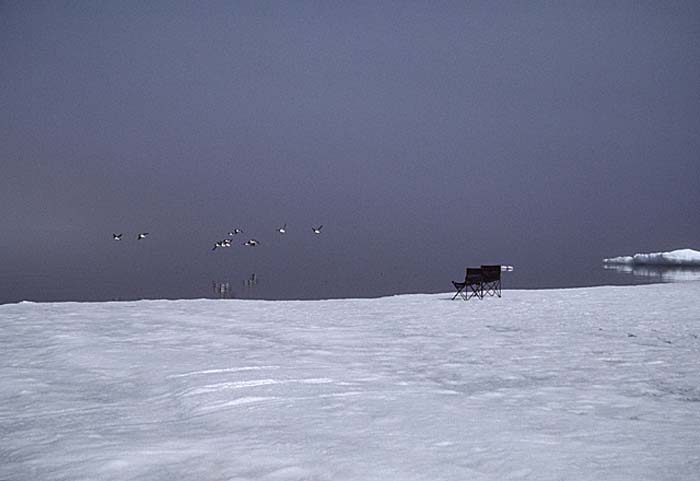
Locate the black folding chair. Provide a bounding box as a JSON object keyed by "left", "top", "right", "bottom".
{"left": 481, "top": 265, "right": 502, "bottom": 297}
{"left": 452, "top": 268, "right": 484, "bottom": 300}
{"left": 466, "top": 268, "right": 484, "bottom": 300}
{"left": 451, "top": 276, "right": 467, "bottom": 300}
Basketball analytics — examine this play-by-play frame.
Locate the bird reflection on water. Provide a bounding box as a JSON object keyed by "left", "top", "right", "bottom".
{"left": 212, "top": 274, "right": 258, "bottom": 299}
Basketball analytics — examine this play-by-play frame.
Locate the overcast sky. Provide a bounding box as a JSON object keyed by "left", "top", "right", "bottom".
{"left": 2, "top": 1, "right": 699, "bottom": 301}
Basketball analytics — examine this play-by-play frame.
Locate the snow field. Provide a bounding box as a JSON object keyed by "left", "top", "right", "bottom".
{"left": 1, "top": 283, "right": 700, "bottom": 480}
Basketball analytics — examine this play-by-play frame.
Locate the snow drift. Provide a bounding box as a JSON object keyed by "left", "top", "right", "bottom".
{"left": 603, "top": 248, "right": 700, "bottom": 266}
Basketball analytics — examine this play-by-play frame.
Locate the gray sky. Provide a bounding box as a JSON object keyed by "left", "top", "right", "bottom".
{"left": 2, "top": 1, "right": 699, "bottom": 301}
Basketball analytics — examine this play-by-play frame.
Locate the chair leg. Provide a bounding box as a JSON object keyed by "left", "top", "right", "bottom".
{"left": 452, "top": 284, "right": 466, "bottom": 300}
{"left": 467, "top": 283, "right": 483, "bottom": 300}
{"left": 482, "top": 281, "right": 501, "bottom": 297}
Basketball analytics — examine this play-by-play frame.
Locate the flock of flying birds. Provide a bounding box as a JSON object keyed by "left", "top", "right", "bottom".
{"left": 111, "top": 224, "right": 324, "bottom": 251}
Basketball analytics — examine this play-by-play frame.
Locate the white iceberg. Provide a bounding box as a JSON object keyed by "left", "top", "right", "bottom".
{"left": 603, "top": 248, "right": 700, "bottom": 266}
{"left": 2, "top": 284, "right": 700, "bottom": 480}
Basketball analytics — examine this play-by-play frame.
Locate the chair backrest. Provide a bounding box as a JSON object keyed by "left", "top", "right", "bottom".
{"left": 480, "top": 265, "right": 501, "bottom": 282}
{"left": 466, "top": 268, "right": 482, "bottom": 283}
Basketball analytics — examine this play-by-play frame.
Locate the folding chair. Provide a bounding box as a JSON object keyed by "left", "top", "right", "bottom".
{"left": 452, "top": 268, "right": 484, "bottom": 300}
{"left": 465, "top": 268, "right": 484, "bottom": 300}
{"left": 451, "top": 276, "right": 467, "bottom": 300}
{"left": 481, "top": 265, "right": 502, "bottom": 297}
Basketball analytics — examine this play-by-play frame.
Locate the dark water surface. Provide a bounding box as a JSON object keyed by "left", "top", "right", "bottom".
{"left": 3, "top": 238, "right": 697, "bottom": 304}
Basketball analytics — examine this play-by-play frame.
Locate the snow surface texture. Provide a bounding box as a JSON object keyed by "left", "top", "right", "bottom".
{"left": 603, "top": 248, "right": 700, "bottom": 266}
{"left": 2, "top": 283, "right": 700, "bottom": 481}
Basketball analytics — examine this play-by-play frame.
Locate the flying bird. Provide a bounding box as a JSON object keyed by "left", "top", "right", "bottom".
{"left": 312, "top": 225, "right": 323, "bottom": 235}
{"left": 244, "top": 239, "right": 260, "bottom": 247}
{"left": 277, "top": 223, "right": 287, "bottom": 234}
{"left": 112, "top": 233, "right": 122, "bottom": 241}
{"left": 212, "top": 239, "right": 233, "bottom": 250}
{"left": 137, "top": 233, "right": 149, "bottom": 240}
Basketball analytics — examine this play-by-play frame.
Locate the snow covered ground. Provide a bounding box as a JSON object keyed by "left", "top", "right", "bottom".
{"left": 2, "top": 283, "right": 700, "bottom": 481}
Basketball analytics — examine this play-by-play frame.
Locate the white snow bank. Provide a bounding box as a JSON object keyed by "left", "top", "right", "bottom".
{"left": 603, "top": 248, "right": 700, "bottom": 266}
{"left": 2, "top": 284, "right": 700, "bottom": 480}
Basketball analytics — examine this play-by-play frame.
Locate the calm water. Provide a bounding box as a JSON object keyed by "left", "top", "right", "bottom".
{"left": 3, "top": 248, "right": 698, "bottom": 304}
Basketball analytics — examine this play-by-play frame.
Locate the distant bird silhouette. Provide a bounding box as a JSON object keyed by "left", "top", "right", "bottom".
{"left": 244, "top": 239, "right": 260, "bottom": 247}
{"left": 228, "top": 229, "right": 242, "bottom": 236}
{"left": 212, "top": 239, "right": 233, "bottom": 250}
{"left": 277, "top": 223, "right": 287, "bottom": 234}
{"left": 112, "top": 233, "right": 122, "bottom": 241}
{"left": 312, "top": 225, "right": 323, "bottom": 235}
{"left": 137, "top": 233, "right": 149, "bottom": 240}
